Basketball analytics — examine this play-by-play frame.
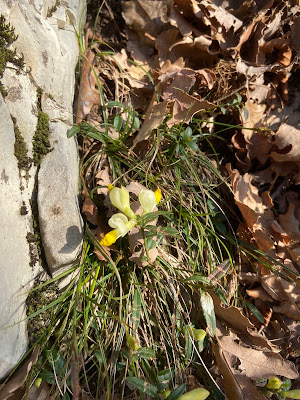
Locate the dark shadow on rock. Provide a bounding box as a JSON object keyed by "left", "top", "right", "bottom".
{"left": 59, "top": 225, "right": 82, "bottom": 254}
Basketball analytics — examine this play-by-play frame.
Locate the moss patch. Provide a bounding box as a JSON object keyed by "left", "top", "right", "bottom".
{"left": 13, "top": 117, "right": 31, "bottom": 172}
{"left": 26, "top": 281, "right": 59, "bottom": 345}
{"left": 32, "top": 88, "right": 52, "bottom": 166}
{"left": 0, "top": 15, "right": 25, "bottom": 98}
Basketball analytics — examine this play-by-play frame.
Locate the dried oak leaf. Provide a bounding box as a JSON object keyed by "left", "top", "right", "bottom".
{"left": 0, "top": 346, "right": 39, "bottom": 400}
{"left": 216, "top": 326, "right": 298, "bottom": 380}
{"left": 133, "top": 100, "right": 168, "bottom": 146}
{"left": 271, "top": 123, "right": 300, "bottom": 164}
{"left": 212, "top": 342, "right": 268, "bottom": 400}
{"left": 76, "top": 48, "right": 102, "bottom": 124}
{"left": 167, "top": 91, "right": 214, "bottom": 127}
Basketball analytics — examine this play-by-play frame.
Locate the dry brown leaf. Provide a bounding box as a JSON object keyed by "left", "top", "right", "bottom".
{"left": 212, "top": 342, "right": 244, "bottom": 400}
{"left": 133, "top": 99, "right": 168, "bottom": 146}
{"left": 27, "top": 382, "right": 49, "bottom": 400}
{"left": 234, "top": 374, "right": 268, "bottom": 400}
{"left": 167, "top": 91, "right": 214, "bottom": 127}
{"left": 82, "top": 186, "right": 99, "bottom": 226}
{"left": 112, "top": 49, "right": 150, "bottom": 89}
{"left": 76, "top": 47, "right": 102, "bottom": 124}
{"left": 121, "top": 0, "right": 169, "bottom": 43}
{"left": 273, "top": 302, "right": 300, "bottom": 320}
{"left": 0, "top": 346, "right": 39, "bottom": 400}
{"left": 212, "top": 342, "right": 268, "bottom": 400}
{"left": 160, "top": 67, "right": 197, "bottom": 100}
{"left": 216, "top": 326, "right": 298, "bottom": 380}
{"left": 246, "top": 287, "right": 274, "bottom": 302}
{"left": 271, "top": 123, "right": 300, "bottom": 163}
{"left": 95, "top": 166, "right": 111, "bottom": 196}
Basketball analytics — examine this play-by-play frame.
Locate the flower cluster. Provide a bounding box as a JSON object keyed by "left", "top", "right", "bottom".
{"left": 100, "top": 185, "right": 161, "bottom": 247}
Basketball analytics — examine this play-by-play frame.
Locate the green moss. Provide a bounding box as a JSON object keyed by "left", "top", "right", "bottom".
{"left": 13, "top": 117, "right": 31, "bottom": 172}
{"left": 26, "top": 281, "right": 59, "bottom": 345}
{"left": 32, "top": 89, "right": 52, "bottom": 166}
{"left": 0, "top": 15, "right": 24, "bottom": 97}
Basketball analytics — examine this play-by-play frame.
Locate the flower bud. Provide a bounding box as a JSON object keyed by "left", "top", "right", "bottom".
{"left": 109, "top": 186, "right": 135, "bottom": 219}
{"left": 266, "top": 377, "right": 282, "bottom": 390}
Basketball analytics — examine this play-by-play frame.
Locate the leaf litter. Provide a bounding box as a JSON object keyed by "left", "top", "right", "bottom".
{"left": 76, "top": 0, "right": 300, "bottom": 397}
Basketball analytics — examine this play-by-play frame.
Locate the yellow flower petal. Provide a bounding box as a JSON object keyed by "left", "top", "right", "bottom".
{"left": 155, "top": 188, "right": 162, "bottom": 204}
{"left": 100, "top": 229, "right": 118, "bottom": 247}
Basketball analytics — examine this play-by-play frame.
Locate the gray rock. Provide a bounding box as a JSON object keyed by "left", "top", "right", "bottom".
{"left": 0, "top": 0, "right": 86, "bottom": 379}
{"left": 0, "top": 94, "right": 35, "bottom": 380}
{"left": 38, "top": 120, "right": 83, "bottom": 274}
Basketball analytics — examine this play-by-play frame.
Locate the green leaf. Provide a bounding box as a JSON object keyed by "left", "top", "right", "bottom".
{"left": 183, "top": 126, "right": 192, "bottom": 139}
{"left": 126, "top": 377, "right": 158, "bottom": 397}
{"left": 281, "top": 390, "right": 300, "bottom": 399}
{"left": 107, "top": 101, "right": 126, "bottom": 108}
{"left": 133, "top": 347, "right": 155, "bottom": 360}
{"left": 244, "top": 301, "right": 264, "bottom": 323}
{"left": 38, "top": 370, "right": 55, "bottom": 384}
{"left": 67, "top": 126, "right": 80, "bottom": 138}
{"left": 95, "top": 350, "right": 105, "bottom": 366}
{"left": 113, "top": 115, "right": 123, "bottom": 132}
{"left": 167, "top": 384, "right": 186, "bottom": 400}
{"left": 281, "top": 379, "right": 292, "bottom": 391}
{"left": 132, "top": 289, "right": 142, "bottom": 330}
{"left": 220, "top": 106, "right": 226, "bottom": 115}
{"left": 157, "top": 368, "right": 175, "bottom": 384}
{"left": 236, "top": 93, "right": 242, "bottom": 103}
{"left": 187, "top": 140, "right": 199, "bottom": 152}
{"left": 200, "top": 292, "right": 216, "bottom": 336}
{"left": 133, "top": 115, "right": 140, "bottom": 130}
{"left": 163, "top": 227, "right": 181, "bottom": 238}
{"left": 243, "top": 107, "right": 249, "bottom": 120}
{"left": 184, "top": 275, "right": 211, "bottom": 285}
{"left": 185, "top": 326, "right": 193, "bottom": 361}
{"left": 146, "top": 238, "right": 156, "bottom": 250}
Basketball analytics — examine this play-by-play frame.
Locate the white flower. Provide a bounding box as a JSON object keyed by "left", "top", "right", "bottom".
{"left": 139, "top": 188, "right": 162, "bottom": 215}
{"left": 100, "top": 213, "right": 137, "bottom": 247}
{"left": 109, "top": 185, "right": 135, "bottom": 219}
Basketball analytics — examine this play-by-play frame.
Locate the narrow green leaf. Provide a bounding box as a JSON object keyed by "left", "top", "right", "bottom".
{"left": 244, "top": 301, "right": 264, "bottom": 323}
{"left": 132, "top": 289, "right": 142, "bottom": 330}
{"left": 167, "top": 384, "right": 186, "bottom": 400}
{"left": 200, "top": 292, "right": 216, "bottom": 336}
{"left": 133, "top": 347, "right": 155, "bottom": 360}
{"left": 107, "top": 101, "right": 126, "bottom": 108}
{"left": 113, "top": 115, "right": 123, "bottom": 132}
{"left": 67, "top": 126, "right": 80, "bottom": 138}
{"left": 126, "top": 377, "right": 158, "bottom": 397}
{"left": 157, "top": 368, "right": 175, "bottom": 384}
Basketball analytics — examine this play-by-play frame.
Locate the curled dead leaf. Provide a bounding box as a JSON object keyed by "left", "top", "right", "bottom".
{"left": 216, "top": 326, "right": 298, "bottom": 380}
{"left": 0, "top": 346, "right": 39, "bottom": 400}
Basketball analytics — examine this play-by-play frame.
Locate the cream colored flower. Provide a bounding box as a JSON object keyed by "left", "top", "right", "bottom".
{"left": 109, "top": 186, "right": 135, "bottom": 219}
{"left": 139, "top": 188, "right": 162, "bottom": 215}
{"left": 100, "top": 213, "right": 137, "bottom": 247}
